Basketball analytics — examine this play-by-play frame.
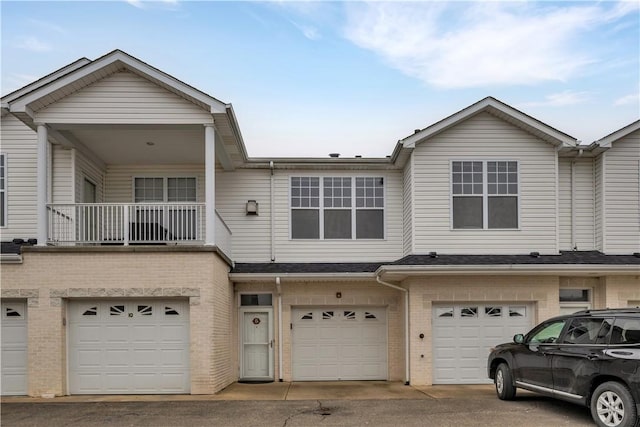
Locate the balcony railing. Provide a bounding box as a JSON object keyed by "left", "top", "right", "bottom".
{"left": 46, "top": 203, "right": 232, "bottom": 256}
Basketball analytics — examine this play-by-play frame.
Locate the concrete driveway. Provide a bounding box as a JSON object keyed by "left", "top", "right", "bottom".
{"left": 1, "top": 382, "right": 595, "bottom": 426}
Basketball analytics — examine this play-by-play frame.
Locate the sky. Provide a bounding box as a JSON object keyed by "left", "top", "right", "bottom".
{"left": 1, "top": 0, "right": 639, "bottom": 158}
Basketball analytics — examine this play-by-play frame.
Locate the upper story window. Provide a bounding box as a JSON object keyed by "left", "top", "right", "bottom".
{"left": 290, "top": 176, "right": 384, "bottom": 239}
{"left": 451, "top": 160, "right": 519, "bottom": 229}
{"left": 0, "top": 154, "right": 6, "bottom": 227}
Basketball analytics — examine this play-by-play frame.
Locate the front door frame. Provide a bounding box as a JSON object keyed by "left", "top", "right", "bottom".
{"left": 239, "top": 307, "right": 274, "bottom": 381}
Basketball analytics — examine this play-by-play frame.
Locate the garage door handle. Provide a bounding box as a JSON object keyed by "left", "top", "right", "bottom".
{"left": 270, "top": 339, "right": 274, "bottom": 348}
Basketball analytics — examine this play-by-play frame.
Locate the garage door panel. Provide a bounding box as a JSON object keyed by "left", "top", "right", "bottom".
{"left": 433, "top": 303, "right": 533, "bottom": 384}
{"left": 69, "top": 300, "right": 190, "bottom": 394}
{"left": 2, "top": 302, "right": 28, "bottom": 395}
{"left": 292, "top": 307, "right": 387, "bottom": 381}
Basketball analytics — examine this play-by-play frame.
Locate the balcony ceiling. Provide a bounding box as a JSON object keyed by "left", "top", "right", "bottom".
{"left": 59, "top": 124, "right": 208, "bottom": 165}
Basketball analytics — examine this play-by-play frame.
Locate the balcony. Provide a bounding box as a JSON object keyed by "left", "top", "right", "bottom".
{"left": 46, "top": 203, "right": 232, "bottom": 257}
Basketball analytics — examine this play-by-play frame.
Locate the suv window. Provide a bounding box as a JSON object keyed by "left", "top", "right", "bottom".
{"left": 527, "top": 319, "right": 566, "bottom": 344}
{"left": 560, "top": 317, "right": 610, "bottom": 345}
{"left": 610, "top": 318, "right": 640, "bottom": 344}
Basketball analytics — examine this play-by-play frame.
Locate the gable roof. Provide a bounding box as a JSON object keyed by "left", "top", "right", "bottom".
{"left": 401, "top": 96, "right": 577, "bottom": 149}
{"left": 6, "top": 49, "right": 228, "bottom": 115}
{"left": 595, "top": 120, "right": 640, "bottom": 148}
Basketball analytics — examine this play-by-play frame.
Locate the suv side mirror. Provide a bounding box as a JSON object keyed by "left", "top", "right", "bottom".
{"left": 513, "top": 334, "right": 525, "bottom": 344}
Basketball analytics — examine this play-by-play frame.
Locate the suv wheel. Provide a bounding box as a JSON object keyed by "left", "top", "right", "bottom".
{"left": 591, "top": 382, "right": 638, "bottom": 427}
{"left": 495, "top": 363, "right": 516, "bottom": 400}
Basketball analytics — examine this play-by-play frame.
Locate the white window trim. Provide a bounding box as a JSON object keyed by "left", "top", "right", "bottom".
{"left": 449, "top": 159, "right": 521, "bottom": 231}
{"left": 289, "top": 174, "right": 386, "bottom": 240}
{"left": 131, "top": 176, "right": 198, "bottom": 203}
{"left": 0, "top": 153, "right": 6, "bottom": 228}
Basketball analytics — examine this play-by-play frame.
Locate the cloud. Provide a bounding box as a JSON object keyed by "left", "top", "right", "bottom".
{"left": 614, "top": 93, "right": 640, "bottom": 106}
{"left": 343, "top": 2, "right": 636, "bottom": 89}
{"left": 291, "top": 21, "right": 321, "bottom": 40}
{"left": 520, "top": 91, "right": 593, "bottom": 108}
{"left": 28, "top": 19, "right": 65, "bottom": 34}
{"left": 15, "top": 36, "right": 52, "bottom": 52}
{"left": 125, "top": 0, "right": 179, "bottom": 10}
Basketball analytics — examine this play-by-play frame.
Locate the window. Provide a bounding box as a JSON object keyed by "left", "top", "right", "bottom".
{"left": 610, "top": 318, "right": 640, "bottom": 345}
{"left": 561, "top": 318, "right": 609, "bottom": 345}
{"left": 291, "top": 176, "right": 384, "bottom": 239}
{"left": 559, "top": 289, "right": 591, "bottom": 315}
{"left": 451, "top": 160, "right": 518, "bottom": 229}
{"left": 240, "top": 294, "right": 273, "bottom": 306}
{"left": 527, "top": 320, "right": 566, "bottom": 344}
{"left": 133, "top": 177, "right": 197, "bottom": 240}
{"left": 0, "top": 154, "right": 6, "bottom": 227}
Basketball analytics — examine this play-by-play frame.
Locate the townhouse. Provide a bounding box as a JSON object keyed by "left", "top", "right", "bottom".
{"left": 1, "top": 50, "right": 638, "bottom": 397}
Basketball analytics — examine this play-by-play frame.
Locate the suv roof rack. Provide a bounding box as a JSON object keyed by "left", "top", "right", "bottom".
{"left": 573, "top": 308, "right": 640, "bottom": 315}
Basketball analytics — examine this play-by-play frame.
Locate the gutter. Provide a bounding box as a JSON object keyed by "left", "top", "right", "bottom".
{"left": 571, "top": 148, "right": 584, "bottom": 250}
{"left": 270, "top": 161, "right": 275, "bottom": 262}
{"left": 375, "top": 273, "right": 410, "bottom": 385}
{"left": 276, "top": 276, "right": 283, "bottom": 382}
{"left": 0, "top": 254, "right": 23, "bottom": 264}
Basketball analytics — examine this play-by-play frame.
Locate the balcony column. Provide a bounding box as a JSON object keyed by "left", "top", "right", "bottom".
{"left": 204, "top": 124, "right": 216, "bottom": 246}
{"left": 36, "top": 123, "right": 48, "bottom": 246}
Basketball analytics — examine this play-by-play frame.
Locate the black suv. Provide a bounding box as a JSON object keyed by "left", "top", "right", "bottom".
{"left": 488, "top": 308, "right": 640, "bottom": 427}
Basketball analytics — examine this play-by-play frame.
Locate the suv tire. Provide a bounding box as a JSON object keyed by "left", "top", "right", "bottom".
{"left": 591, "top": 381, "right": 638, "bottom": 427}
{"left": 495, "top": 363, "right": 516, "bottom": 400}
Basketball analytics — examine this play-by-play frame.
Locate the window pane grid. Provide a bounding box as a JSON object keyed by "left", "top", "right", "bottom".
{"left": 355, "top": 177, "right": 384, "bottom": 208}
{"left": 323, "top": 177, "right": 351, "bottom": 208}
{"left": 167, "top": 177, "right": 196, "bottom": 202}
{"left": 452, "top": 161, "right": 483, "bottom": 195}
{"left": 487, "top": 161, "right": 518, "bottom": 195}
{"left": 291, "top": 177, "right": 319, "bottom": 208}
{"left": 134, "top": 178, "right": 164, "bottom": 203}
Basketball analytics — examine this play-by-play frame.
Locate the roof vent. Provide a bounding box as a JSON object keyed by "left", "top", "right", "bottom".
{"left": 12, "top": 238, "right": 25, "bottom": 244}
{"left": 429, "top": 251, "right": 438, "bottom": 258}
{"left": 355, "top": 155, "right": 362, "bottom": 158}
{"left": 634, "top": 252, "right": 640, "bottom": 258}
{"left": 329, "top": 153, "right": 340, "bottom": 158}
{"left": 414, "top": 129, "right": 421, "bottom": 134}
{"left": 529, "top": 251, "right": 540, "bottom": 258}
{"left": 27, "top": 238, "right": 37, "bottom": 245}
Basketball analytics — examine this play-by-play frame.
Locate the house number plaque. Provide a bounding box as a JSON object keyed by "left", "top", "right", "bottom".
{"left": 252, "top": 317, "right": 261, "bottom": 325}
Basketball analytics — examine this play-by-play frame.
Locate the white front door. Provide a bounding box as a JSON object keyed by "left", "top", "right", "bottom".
{"left": 240, "top": 308, "right": 273, "bottom": 380}
{"left": 1, "top": 302, "right": 28, "bottom": 395}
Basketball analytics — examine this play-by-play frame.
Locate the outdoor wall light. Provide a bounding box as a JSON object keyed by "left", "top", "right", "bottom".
{"left": 336, "top": 292, "right": 342, "bottom": 299}
{"left": 246, "top": 200, "right": 259, "bottom": 215}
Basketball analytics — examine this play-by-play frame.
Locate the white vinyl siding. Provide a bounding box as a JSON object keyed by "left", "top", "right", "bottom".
{"left": 412, "top": 112, "right": 558, "bottom": 254}
{"left": 216, "top": 168, "right": 272, "bottom": 262}
{"left": 0, "top": 153, "right": 6, "bottom": 227}
{"left": 276, "top": 170, "right": 403, "bottom": 262}
{"left": 403, "top": 156, "right": 414, "bottom": 255}
{"left": 0, "top": 115, "right": 37, "bottom": 239}
{"left": 594, "top": 155, "right": 604, "bottom": 251}
{"left": 75, "top": 150, "right": 105, "bottom": 203}
{"left": 604, "top": 130, "right": 640, "bottom": 253}
{"left": 35, "top": 71, "right": 214, "bottom": 125}
{"left": 217, "top": 168, "right": 403, "bottom": 263}
{"left": 51, "top": 145, "right": 73, "bottom": 204}
{"left": 558, "top": 157, "right": 595, "bottom": 250}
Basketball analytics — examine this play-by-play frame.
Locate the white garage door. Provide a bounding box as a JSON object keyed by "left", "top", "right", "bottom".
{"left": 69, "top": 300, "right": 190, "bottom": 394}
{"left": 433, "top": 303, "right": 533, "bottom": 384}
{"left": 1, "top": 302, "right": 28, "bottom": 395}
{"left": 292, "top": 307, "right": 387, "bottom": 380}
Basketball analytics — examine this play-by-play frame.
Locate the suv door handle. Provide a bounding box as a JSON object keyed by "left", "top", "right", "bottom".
{"left": 587, "top": 353, "right": 599, "bottom": 360}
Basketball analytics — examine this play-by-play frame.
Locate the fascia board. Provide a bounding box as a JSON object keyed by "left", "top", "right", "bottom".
{"left": 403, "top": 97, "right": 577, "bottom": 148}
{"left": 10, "top": 51, "right": 227, "bottom": 114}
{"left": 595, "top": 120, "right": 640, "bottom": 148}
{"left": 229, "top": 272, "right": 377, "bottom": 282}
{"left": 2, "top": 58, "right": 91, "bottom": 103}
{"left": 376, "top": 264, "right": 640, "bottom": 276}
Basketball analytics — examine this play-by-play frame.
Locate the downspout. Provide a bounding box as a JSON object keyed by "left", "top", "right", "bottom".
{"left": 270, "top": 161, "right": 275, "bottom": 262}
{"left": 276, "top": 276, "right": 283, "bottom": 382}
{"left": 375, "top": 272, "right": 410, "bottom": 385}
{"left": 571, "top": 149, "right": 584, "bottom": 250}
